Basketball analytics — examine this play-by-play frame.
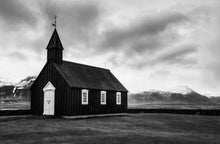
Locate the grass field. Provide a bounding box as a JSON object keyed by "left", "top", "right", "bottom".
{"left": 0, "top": 113, "right": 219, "bottom": 144}
{"left": 1, "top": 98, "right": 220, "bottom": 110}
{"left": 1, "top": 101, "right": 220, "bottom": 111}
{"left": 0, "top": 101, "right": 30, "bottom": 110}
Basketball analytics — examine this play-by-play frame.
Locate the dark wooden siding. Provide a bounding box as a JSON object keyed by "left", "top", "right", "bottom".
{"left": 31, "top": 62, "right": 127, "bottom": 116}
{"left": 47, "top": 49, "right": 62, "bottom": 64}
{"left": 64, "top": 88, "right": 127, "bottom": 116}
{"left": 31, "top": 62, "right": 71, "bottom": 115}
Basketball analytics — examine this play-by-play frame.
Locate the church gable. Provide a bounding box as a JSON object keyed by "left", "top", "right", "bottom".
{"left": 43, "top": 81, "right": 56, "bottom": 92}
{"left": 30, "top": 62, "right": 70, "bottom": 91}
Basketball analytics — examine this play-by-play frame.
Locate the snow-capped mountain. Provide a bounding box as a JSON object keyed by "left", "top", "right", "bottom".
{"left": 166, "top": 85, "right": 194, "bottom": 95}
{"left": 210, "top": 96, "right": 220, "bottom": 104}
{"left": 0, "top": 76, "right": 36, "bottom": 101}
{"left": 128, "top": 86, "right": 213, "bottom": 104}
{"left": 14, "top": 76, "right": 36, "bottom": 89}
{"left": 1, "top": 76, "right": 219, "bottom": 105}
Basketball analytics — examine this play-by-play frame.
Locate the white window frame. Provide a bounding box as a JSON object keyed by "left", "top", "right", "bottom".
{"left": 116, "top": 92, "right": 121, "bottom": 105}
{"left": 100, "top": 91, "right": 106, "bottom": 105}
{"left": 81, "top": 89, "right": 88, "bottom": 105}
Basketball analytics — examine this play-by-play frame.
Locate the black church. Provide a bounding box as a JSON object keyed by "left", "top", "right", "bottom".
{"left": 30, "top": 28, "right": 128, "bottom": 116}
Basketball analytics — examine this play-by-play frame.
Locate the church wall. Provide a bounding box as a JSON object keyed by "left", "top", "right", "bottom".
{"left": 30, "top": 62, "right": 71, "bottom": 115}
{"left": 63, "top": 88, "right": 127, "bottom": 116}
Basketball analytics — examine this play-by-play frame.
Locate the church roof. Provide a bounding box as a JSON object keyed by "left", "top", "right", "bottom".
{"left": 52, "top": 61, "right": 128, "bottom": 92}
{"left": 46, "top": 29, "right": 64, "bottom": 50}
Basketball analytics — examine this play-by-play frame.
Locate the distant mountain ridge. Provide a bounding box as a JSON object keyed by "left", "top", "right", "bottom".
{"left": 0, "top": 76, "right": 36, "bottom": 102}
{"left": 210, "top": 97, "right": 220, "bottom": 104}
{"left": 14, "top": 76, "right": 36, "bottom": 89}
{"left": 129, "top": 86, "right": 219, "bottom": 105}
{"left": 1, "top": 77, "right": 220, "bottom": 104}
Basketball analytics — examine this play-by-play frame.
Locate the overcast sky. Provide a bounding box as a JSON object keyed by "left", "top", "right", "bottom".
{"left": 0, "top": 0, "right": 219, "bottom": 96}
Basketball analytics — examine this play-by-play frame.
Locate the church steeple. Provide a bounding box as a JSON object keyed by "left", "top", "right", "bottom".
{"left": 46, "top": 28, "right": 63, "bottom": 64}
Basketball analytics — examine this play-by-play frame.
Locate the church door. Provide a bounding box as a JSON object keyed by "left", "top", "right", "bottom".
{"left": 43, "top": 81, "right": 55, "bottom": 115}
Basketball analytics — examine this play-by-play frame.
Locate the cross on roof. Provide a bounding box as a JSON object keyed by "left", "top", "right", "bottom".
{"left": 52, "top": 15, "right": 57, "bottom": 28}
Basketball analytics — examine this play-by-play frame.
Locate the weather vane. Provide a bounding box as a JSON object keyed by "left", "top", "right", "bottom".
{"left": 52, "top": 15, "right": 57, "bottom": 28}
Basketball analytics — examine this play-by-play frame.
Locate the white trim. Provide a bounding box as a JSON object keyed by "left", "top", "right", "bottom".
{"left": 116, "top": 92, "right": 121, "bottom": 105}
{"left": 81, "top": 89, "right": 88, "bottom": 105}
{"left": 43, "top": 81, "right": 55, "bottom": 92}
{"left": 100, "top": 91, "right": 106, "bottom": 105}
{"left": 43, "top": 81, "right": 55, "bottom": 115}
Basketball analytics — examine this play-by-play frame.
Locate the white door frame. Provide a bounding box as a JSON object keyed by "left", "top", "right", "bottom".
{"left": 43, "top": 81, "right": 55, "bottom": 115}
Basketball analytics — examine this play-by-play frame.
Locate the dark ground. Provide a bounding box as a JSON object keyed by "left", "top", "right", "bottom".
{"left": 0, "top": 113, "right": 219, "bottom": 144}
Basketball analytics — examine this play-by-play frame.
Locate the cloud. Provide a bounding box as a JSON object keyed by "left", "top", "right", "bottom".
{"left": 28, "top": 0, "right": 102, "bottom": 54}
{"left": 41, "top": 1, "right": 101, "bottom": 44}
{"left": 155, "top": 44, "right": 197, "bottom": 65}
{"left": 0, "top": 0, "right": 38, "bottom": 30}
{"left": 99, "top": 11, "right": 195, "bottom": 69}
{"left": 108, "top": 43, "right": 197, "bottom": 70}
{"left": 7, "top": 51, "right": 27, "bottom": 61}
{"left": 99, "top": 12, "right": 189, "bottom": 54}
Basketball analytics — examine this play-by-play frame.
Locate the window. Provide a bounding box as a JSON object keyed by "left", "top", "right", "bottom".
{"left": 101, "top": 91, "right": 106, "bottom": 105}
{"left": 116, "top": 92, "right": 121, "bottom": 105}
{"left": 81, "top": 89, "right": 88, "bottom": 105}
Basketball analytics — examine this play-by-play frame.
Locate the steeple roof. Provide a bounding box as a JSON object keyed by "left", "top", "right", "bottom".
{"left": 46, "top": 29, "right": 64, "bottom": 50}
